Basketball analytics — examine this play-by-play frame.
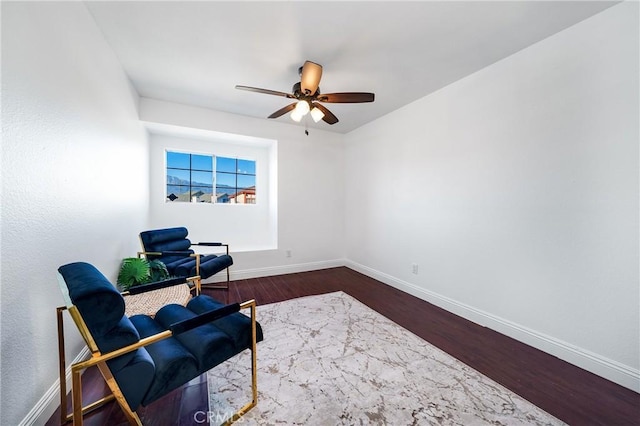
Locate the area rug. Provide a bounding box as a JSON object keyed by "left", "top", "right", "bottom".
{"left": 208, "top": 291, "right": 565, "bottom": 425}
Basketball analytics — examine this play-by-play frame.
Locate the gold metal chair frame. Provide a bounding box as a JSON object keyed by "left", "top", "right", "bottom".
{"left": 57, "top": 299, "right": 258, "bottom": 426}
{"left": 137, "top": 242, "right": 231, "bottom": 291}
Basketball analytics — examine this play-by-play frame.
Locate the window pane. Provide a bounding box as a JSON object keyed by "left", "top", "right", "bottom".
{"left": 237, "top": 174, "right": 256, "bottom": 189}
{"left": 192, "top": 170, "right": 213, "bottom": 186}
{"left": 167, "top": 184, "right": 190, "bottom": 194}
{"left": 234, "top": 188, "right": 256, "bottom": 204}
{"left": 216, "top": 185, "right": 236, "bottom": 195}
{"left": 216, "top": 171, "right": 235, "bottom": 187}
{"left": 216, "top": 156, "right": 236, "bottom": 173}
{"left": 167, "top": 151, "right": 190, "bottom": 169}
{"left": 166, "top": 185, "right": 189, "bottom": 202}
{"left": 192, "top": 185, "right": 213, "bottom": 194}
{"left": 237, "top": 159, "right": 256, "bottom": 175}
{"left": 192, "top": 185, "right": 213, "bottom": 193}
{"left": 191, "top": 186, "right": 213, "bottom": 203}
{"left": 167, "top": 168, "right": 190, "bottom": 184}
{"left": 215, "top": 191, "right": 232, "bottom": 204}
{"left": 192, "top": 154, "right": 213, "bottom": 171}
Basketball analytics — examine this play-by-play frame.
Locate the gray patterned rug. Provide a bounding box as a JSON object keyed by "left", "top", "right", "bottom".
{"left": 208, "top": 291, "right": 565, "bottom": 425}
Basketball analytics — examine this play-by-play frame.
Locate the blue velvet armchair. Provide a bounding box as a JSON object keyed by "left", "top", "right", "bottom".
{"left": 56, "top": 262, "right": 263, "bottom": 425}
{"left": 139, "top": 227, "right": 233, "bottom": 291}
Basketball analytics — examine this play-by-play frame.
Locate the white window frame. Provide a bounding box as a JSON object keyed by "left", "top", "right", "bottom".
{"left": 165, "top": 151, "right": 257, "bottom": 204}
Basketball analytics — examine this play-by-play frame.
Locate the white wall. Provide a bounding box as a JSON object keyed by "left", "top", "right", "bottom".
{"left": 140, "top": 98, "right": 346, "bottom": 278}
{"left": 344, "top": 2, "right": 639, "bottom": 390}
{"left": 1, "top": 3, "right": 149, "bottom": 424}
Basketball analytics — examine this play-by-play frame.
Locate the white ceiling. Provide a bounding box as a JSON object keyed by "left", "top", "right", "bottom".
{"left": 85, "top": 1, "right": 617, "bottom": 133}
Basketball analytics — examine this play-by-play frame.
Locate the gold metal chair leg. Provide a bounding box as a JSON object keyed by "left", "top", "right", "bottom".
{"left": 58, "top": 306, "right": 140, "bottom": 425}
{"left": 58, "top": 307, "right": 69, "bottom": 425}
{"left": 71, "top": 367, "right": 82, "bottom": 426}
{"left": 222, "top": 300, "right": 258, "bottom": 425}
{"left": 200, "top": 266, "right": 231, "bottom": 291}
{"left": 97, "top": 363, "right": 142, "bottom": 425}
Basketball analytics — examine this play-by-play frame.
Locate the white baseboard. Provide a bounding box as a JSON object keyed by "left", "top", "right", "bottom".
{"left": 345, "top": 260, "right": 640, "bottom": 393}
{"left": 203, "top": 258, "right": 346, "bottom": 283}
{"left": 20, "top": 347, "right": 91, "bottom": 426}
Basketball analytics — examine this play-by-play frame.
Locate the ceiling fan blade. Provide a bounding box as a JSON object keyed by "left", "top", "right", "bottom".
{"left": 316, "top": 92, "right": 375, "bottom": 103}
{"left": 300, "top": 61, "right": 323, "bottom": 96}
{"left": 312, "top": 103, "right": 339, "bottom": 125}
{"left": 268, "top": 102, "right": 297, "bottom": 119}
{"left": 235, "top": 85, "right": 294, "bottom": 99}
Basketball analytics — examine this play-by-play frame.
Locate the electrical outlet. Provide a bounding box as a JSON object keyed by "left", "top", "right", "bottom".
{"left": 411, "top": 263, "right": 418, "bottom": 275}
{"left": 286, "top": 249, "right": 292, "bottom": 258}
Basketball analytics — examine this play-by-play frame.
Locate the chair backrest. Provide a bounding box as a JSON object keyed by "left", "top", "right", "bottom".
{"left": 139, "top": 227, "right": 194, "bottom": 264}
{"left": 59, "top": 262, "right": 131, "bottom": 348}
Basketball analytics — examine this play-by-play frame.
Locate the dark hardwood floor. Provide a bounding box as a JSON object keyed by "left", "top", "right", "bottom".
{"left": 47, "top": 267, "right": 639, "bottom": 425}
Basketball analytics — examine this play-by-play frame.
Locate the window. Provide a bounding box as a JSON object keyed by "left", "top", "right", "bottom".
{"left": 166, "top": 151, "right": 256, "bottom": 204}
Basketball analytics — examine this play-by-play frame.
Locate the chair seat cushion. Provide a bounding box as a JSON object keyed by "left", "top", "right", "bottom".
{"left": 130, "top": 314, "right": 201, "bottom": 406}
{"left": 171, "top": 254, "right": 233, "bottom": 279}
{"left": 164, "top": 256, "right": 196, "bottom": 275}
{"left": 199, "top": 254, "right": 234, "bottom": 279}
{"left": 154, "top": 304, "right": 237, "bottom": 370}
{"left": 108, "top": 347, "right": 155, "bottom": 410}
{"left": 186, "top": 295, "right": 264, "bottom": 350}
{"left": 130, "top": 297, "right": 257, "bottom": 407}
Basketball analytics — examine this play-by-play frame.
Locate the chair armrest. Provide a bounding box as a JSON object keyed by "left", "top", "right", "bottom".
{"left": 75, "top": 329, "right": 173, "bottom": 368}
{"left": 192, "top": 243, "right": 229, "bottom": 255}
{"left": 138, "top": 250, "right": 194, "bottom": 257}
{"left": 169, "top": 303, "right": 241, "bottom": 335}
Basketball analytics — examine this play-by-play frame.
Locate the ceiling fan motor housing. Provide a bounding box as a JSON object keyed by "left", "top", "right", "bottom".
{"left": 300, "top": 61, "right": 323, "bottom": 95}
{"left": 292, "top": 82, "right": 320, "bottom": 99}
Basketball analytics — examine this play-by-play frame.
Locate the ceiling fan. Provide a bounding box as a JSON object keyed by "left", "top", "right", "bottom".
{"left": 235, "top": 61, "right": 375, "bottom": 125}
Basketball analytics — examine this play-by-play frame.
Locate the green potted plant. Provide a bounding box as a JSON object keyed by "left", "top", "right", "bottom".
{"left": 148, "top": 259, "right": 169, "bottom": 282}
{"left": 117, "top": 257, "right": 170, "bottom": 291}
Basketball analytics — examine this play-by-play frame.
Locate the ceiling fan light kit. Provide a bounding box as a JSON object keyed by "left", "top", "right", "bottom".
{"left": 310, "top": 106, "right": 325, "bottom": 123}
{"left": 235, "top": 60, "right": 375, "bottom": 126}
{"left": 294, "top": 99, "right": 310, "bottom": 115}
{"left": 290, "top": 109, "right": 303, "bottom": 122}
{"left": 289, "top": 100, "right": 325, "bottom": 123}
